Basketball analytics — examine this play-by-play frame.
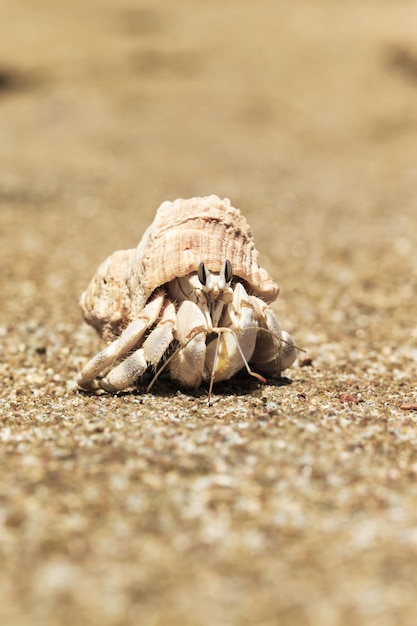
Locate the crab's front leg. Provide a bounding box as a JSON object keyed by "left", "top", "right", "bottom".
{"left": 169, "top": 300, "right": 207, "bottom": 388}
{"left": 204, "top": 282, "right": 258, "bottom": 382}
{"left": 250, "top": 296, "right": 297, "bottom": 375}
{"left": 77, "top": 292, "right": 165, "bottom": 391}
{"left": 95, "top": 300, "right": 176, "bottom": 392}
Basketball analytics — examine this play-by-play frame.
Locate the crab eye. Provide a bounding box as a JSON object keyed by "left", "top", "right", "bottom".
{"left": 198, "top": 262, "right": 208, "bottom": 286}
{"left": 223, "top": 259, "right": 233, "bottom": 284}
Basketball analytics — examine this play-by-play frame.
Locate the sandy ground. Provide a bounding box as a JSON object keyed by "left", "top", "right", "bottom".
{"left": 1, "top": 1, "right": 417, "bottom": 624}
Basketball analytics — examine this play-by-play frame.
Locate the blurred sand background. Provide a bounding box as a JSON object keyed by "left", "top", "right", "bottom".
{"left": 1, "top": 1, "right": 417, "bottom": 625}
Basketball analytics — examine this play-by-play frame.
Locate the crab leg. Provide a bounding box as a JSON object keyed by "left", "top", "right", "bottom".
{"left": 250, "top": 296, "right": 297, "bottom": 375}
{"left": 77, "top": 293, "right": 164, "bottom": 390}
{"left": 170, "top": 300, "right": 207, "bottom": 388}
{"left": 94, "top": 301, "right": 176, "bottom": 392}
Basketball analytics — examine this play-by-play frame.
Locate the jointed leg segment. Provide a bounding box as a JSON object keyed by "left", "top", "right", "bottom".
{"left": 77, "top": 293, "right": 164, "bottom": 390}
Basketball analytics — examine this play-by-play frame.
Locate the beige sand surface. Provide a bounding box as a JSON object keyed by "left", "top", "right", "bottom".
{"left": 1, "top": 1, "right": 417, "bottom": 624}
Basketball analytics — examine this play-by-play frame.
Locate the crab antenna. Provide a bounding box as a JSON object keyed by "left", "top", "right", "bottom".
{"left": 207, "top": 332, "right": 222, "bottom": 405}
{"left": 227, "top": 328, "right": 267, "bottom": 383}
{"left": 252, "top": 324, "right": 306, "bottom": 354}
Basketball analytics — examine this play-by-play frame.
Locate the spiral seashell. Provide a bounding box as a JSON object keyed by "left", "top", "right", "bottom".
{"left": 80, "top": 195, "right": 279, "bottom": 340}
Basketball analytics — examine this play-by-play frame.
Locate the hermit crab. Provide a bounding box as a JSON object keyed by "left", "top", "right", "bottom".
{"left": 77, "top": 195, "right": 297, "bottom": 398}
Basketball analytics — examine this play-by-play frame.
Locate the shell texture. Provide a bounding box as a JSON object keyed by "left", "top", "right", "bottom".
{"left": 80, "top": 195, "right": 279, "bottom": 341}
{"left": 80, "top": 249, "right": 135, "bottom": 341}
{"left": 128, "top": 195, "right": 278, "bottom": 316}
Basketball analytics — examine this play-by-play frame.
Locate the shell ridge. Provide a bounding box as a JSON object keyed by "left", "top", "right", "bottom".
{"left": 84, "top": 196, "right": 280, "bottom": 331}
